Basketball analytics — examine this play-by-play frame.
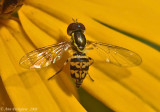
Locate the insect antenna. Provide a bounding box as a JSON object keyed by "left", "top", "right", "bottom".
{"left": 72, "top": 18, "right": 78, "bottom": 23}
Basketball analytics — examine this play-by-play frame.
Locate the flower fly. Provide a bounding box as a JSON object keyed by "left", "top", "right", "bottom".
{"left": 20, "top": 19, "right": 142, "bottom": 88}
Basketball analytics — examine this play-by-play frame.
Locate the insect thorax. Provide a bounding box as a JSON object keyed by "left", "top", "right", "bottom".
{"left": 71, "top": 31, "right": 86, "bottom": 53}
{"left": 70, "top": 53, "right": 89, "bottom": 87}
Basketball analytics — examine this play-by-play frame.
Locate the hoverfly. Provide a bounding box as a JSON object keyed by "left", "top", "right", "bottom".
{"left": 20, "top": 19, "right": 142, "bottom": 88}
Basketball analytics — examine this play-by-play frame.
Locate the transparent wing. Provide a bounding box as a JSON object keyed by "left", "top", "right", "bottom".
{"left": 87, "top": 41, "right": 142, "bottom": 67}
{"left": 19, "top": 41, "right": 71, "bottom": 69}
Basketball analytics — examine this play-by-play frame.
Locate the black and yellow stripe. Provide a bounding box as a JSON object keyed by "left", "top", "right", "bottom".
{"left": 70, "top": 53, "right": 89, "bottom": 87}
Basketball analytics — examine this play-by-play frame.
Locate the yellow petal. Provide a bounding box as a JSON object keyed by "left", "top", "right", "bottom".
{"left": 49, "top": 0, "right": 160, "bottom": 46}
{"left": 23, "top": 0, "right": 160, "bottom": 80}
{"left": 78, "top": 88, "right": 113, "bottom": 112}
{"left": 0, "top": 76, "right": 15, "bottom": 111}
{"left": 19, "top": 5, "right": 68, "bottom": 47}
{"left": 82, "top": 68, "right": 157, "bottom": 112}
{"left": 18, "top": 0, "right": 160, "bottom": 112}
{"left": 18, "top": 5, "right": 79, "bottom": 98}
{"left": 0, "top": 21, "right": 61, "bottom": 112}
{"left": 0, "top": 19, "right": 86, "bottom": 112}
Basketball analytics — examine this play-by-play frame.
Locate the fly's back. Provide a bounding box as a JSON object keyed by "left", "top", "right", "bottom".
{"left": 67, "top": 20, "right": 86, "bottom": 53}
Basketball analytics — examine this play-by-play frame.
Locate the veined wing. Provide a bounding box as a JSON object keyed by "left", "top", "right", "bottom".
{"left": 19, "top": 41, "right": 71, "bottom": 69}
{"left": 87, "top": 41, "right": 142, "bottom": 67}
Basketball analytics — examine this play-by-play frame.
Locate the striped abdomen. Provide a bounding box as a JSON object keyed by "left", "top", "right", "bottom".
{"left": 70, "top": 54, "right": 89, "bottom": 88}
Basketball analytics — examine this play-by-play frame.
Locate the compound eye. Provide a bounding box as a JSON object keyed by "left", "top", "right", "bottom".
{"left": 67, "top": 23, "right": 85, "bottom": 36}
{"left": 67, "top": 23, "right": 76, "bottom": 36}
{"left": 78, "top": 23, "right": 85, "bottom": 31}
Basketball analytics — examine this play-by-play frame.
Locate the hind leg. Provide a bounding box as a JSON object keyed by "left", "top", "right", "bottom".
{"left": 88, "top": 57, "right": 94, "bottom": 81}
{"left": 88, "top": 73, "right": 94, "bottom": 81}
{"left": 48, "top": 58, "right": 70, "bottom": 80}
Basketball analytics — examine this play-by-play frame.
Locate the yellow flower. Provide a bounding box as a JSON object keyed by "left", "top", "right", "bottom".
{"left": 0, "top": 0, "right": 160, "bottom": 112}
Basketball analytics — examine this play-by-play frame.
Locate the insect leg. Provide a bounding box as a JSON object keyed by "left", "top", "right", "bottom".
{"left": 48, "top": 58, "right": 70, "bottom": 80}
{"left": 86, "top": 47, "right": 94, "bottom": 50}
{"left": 88, "top": 57, "right": 94, "bottom": 66}
{"left": 88, "top": 57, "right": 94, "bottom": 81}
{"left": 88, "top": 73, "right": 94, "bottom": 82}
